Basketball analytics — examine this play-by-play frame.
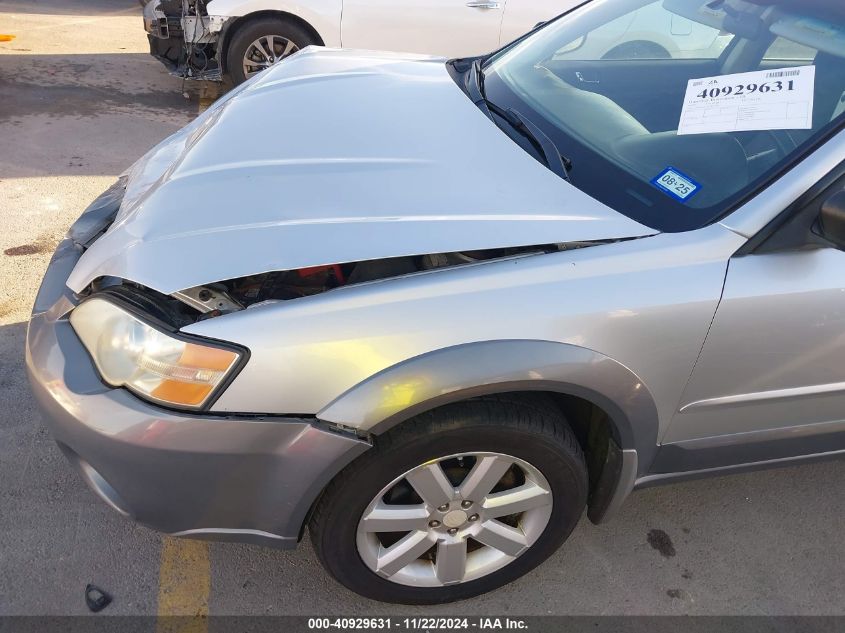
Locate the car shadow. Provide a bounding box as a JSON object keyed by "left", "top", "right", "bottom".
{"left": 0, "top": 52, "right": 198, "bottom": 178}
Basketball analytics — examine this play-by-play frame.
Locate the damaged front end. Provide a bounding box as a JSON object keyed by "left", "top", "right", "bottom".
{"left": 65, "top": 50, "right": 659, "bottom": 312}
{"left": 63, "top": 179, "right": 626, "bottom": 327}
{"left": 84, "top": 243, "right": 599, "bottom": 328}
{"left": 169, "top": 246, "right": 592, "bottom": 319}
{"left": 143, "top": 0, "right": 228, "bottom": 81}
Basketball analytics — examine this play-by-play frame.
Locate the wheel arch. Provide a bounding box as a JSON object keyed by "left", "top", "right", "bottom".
{"left": 316, "top": 340, "right": 658, "bottom": 523}
{"left": 219, "top": 10, "right": 326, "bottom": 74}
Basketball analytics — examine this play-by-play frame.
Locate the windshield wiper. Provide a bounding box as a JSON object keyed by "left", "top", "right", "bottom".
{"left": 492, "top": 104, "right": 572, "bottom": 182}
{"left": 467, "top": 59, "right": 571, "bottom": 182}
{"left": 466, "top": 58, "right": 489, "bottom": 108}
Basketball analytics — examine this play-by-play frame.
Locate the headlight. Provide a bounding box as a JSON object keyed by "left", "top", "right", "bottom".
{"left": 70, "top": 297, "right": 243, "bottom": 409}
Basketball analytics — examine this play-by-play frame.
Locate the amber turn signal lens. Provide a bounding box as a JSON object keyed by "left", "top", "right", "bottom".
{"left": 148, "top": 343, "right": 239, "bottom": 406}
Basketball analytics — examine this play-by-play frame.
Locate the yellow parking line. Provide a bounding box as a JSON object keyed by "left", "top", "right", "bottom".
{"left": 157, "top": 537, "right": 211, "bottom": 633}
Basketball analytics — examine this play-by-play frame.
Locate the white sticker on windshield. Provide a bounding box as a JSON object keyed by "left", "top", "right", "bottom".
{"left": 678, "top": 65, "right": 815, "bottom": 136}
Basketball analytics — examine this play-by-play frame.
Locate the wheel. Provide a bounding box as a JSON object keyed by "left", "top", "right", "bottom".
{"left": 309, "top": 396, "right": 588, "bottom": 604}
{"left": 226, "top": 18, "right": 316, "bottom": 85}
{"left": 602, "top": 40, "right": 671, "bottom": 60}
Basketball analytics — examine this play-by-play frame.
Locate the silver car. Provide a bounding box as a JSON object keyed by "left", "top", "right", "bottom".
{"left": 27, "top": 0, "right": 845, "bottom": 603}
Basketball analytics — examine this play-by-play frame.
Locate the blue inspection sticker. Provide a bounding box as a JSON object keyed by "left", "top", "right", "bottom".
{"left": 651, "top": 167, "right": 701, "bottom": 202}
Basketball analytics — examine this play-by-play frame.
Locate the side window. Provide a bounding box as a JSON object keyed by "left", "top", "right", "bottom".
{"left": 763, "top": 37, "right": 816, "bottom": 63}
{"left": 761, "top": 37, "right": 845, "bottom": 127}
{"left": 553, "top": 0, "right": 732, "bottom": 61}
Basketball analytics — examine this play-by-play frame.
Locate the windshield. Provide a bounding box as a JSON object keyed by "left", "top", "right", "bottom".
{"left": 481, "top": 0, "right": 845, "bottom": 232}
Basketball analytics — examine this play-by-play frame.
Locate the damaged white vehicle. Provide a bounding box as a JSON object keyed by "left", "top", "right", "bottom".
{"left": 142, "top": 0, "right": 732, "bottom": 84}
{"left": 30, "top": 0, "right": 845, "bottom": 603}
{"left": 141, "top": 0, "right": 579, "bottom": 83}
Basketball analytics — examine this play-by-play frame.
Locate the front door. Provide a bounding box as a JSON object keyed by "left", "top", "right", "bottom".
{"left": 341, "top": 0, "right": 507, "bottom": 58}
{"left": 666, "top": 175, "right": 845, "bottom": 468}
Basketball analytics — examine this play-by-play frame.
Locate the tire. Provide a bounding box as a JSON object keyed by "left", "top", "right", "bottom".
{"left": 226, "top": 17, "right": 316, "bottom": 85}
{"left": 309, "top": 395, "right": 588, "bottom": 604}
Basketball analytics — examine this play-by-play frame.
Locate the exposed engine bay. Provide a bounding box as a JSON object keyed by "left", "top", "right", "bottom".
{"left": 181, "top": 248, "right": 567, "bottom": 316}
{"left": 144, "top": 0, "right": 225, "bottom": 80}
{"left": 88, "top": 243, "right": 602, "bottom": 327}
{"left": 173, "top": 245, "right": 572, "bottom": 320}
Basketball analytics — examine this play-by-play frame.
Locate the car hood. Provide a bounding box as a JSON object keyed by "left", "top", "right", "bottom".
{"left": 67, "top": 48, "right": 655, "bottom": 295}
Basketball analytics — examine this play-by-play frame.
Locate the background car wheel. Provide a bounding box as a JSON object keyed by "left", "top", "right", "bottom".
{"left": 602, "top": 40, "right": 671, "bottom": 60}
{"left": 309, "top": 396, "right": 588, "bottom": 604}
{"left": 226, "top": 18, "right": 316, "bottom": 85}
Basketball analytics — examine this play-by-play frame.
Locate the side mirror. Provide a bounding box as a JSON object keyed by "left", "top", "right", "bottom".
{"left": 818, "top": 190, "right": 845, "bottom": 248}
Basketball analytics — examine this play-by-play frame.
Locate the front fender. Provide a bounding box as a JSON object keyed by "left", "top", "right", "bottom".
{"left": 208, "top": 0, "right": 341, "bottom": 46}
{"left": 317, "top": 339, "right": 659, "bottom": 471}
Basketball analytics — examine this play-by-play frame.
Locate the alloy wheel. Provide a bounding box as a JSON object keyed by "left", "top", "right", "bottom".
{"left": 242, "top": 34, "right": 299, "bottom": 79}
{"left": 355, "top": 452, "right": 553, "bottom": 587}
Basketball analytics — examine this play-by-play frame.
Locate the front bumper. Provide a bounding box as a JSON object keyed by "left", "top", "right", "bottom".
{"left": 26, "top": 236, "right": 369, "bottom": 548}
{"left": 143, "top": 0, "right": 224, "bottom": 80}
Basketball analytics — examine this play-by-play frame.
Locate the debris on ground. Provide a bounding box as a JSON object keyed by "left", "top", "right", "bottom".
{"left": 85, "top": 584, "right": 113, "bottom": 613}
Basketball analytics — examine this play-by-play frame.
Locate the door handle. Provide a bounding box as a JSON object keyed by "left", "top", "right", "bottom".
{"left": 466, "top": 1, "right": 501, "bottom": 8}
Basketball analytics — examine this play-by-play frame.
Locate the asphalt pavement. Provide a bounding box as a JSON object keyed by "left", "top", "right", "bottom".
{"left": 0, "top": 0, "right": 843, "bottom": 618}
